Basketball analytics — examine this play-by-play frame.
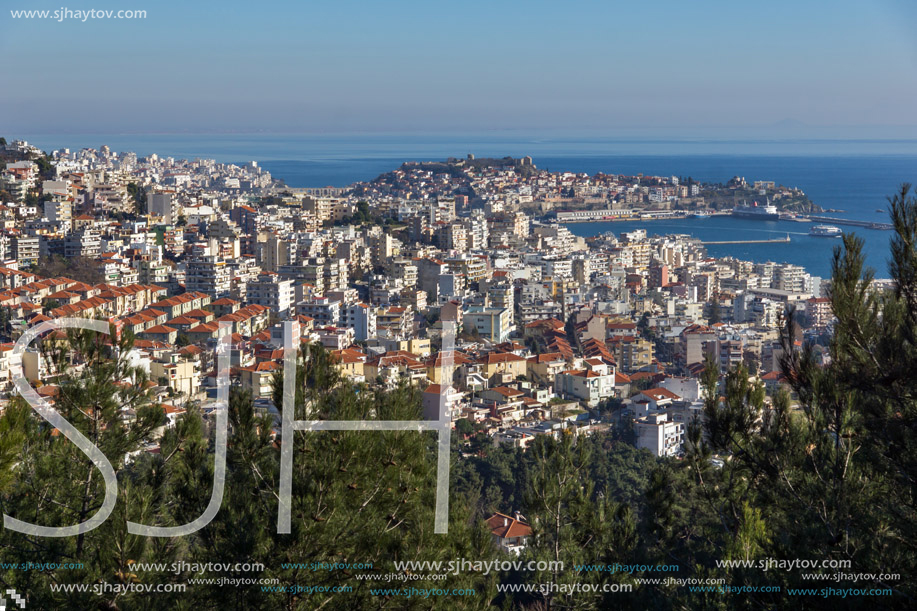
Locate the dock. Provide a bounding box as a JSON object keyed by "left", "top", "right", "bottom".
{"left": 701, "top": 235, "right": 791, "bottom": 245}
{"left": 803, "top": 215, "right": 893, "bottom": 230}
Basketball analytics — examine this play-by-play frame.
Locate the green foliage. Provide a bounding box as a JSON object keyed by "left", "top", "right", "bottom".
{"left": 335, "top": 201, "right": 379, "bottom": 227}
{"left": 708, "top": 295, "right": 722, "bottom": 324}
{"left": 0, "top": 306, "right": 14, "bottom": 336}
{"left": 34, "top": 154, "right": 54, "bottom": 180}
{"left": 637, "top": 185, "right": 917, "bottom": 608}
{"left": 0, "top": 401, "right": 29, "bottom": 494}
{"left": 455, "top": 418, "right": 474, "bottom": 437}
{"left": 0, "top": 325, "right": 167, "bottom": 610}
{"left": 702, "top": 359, "right": 764, "bottom": 451}
{"left": 516, "top": 433, "right": 636, "bottom": 610}
{"left": 637, "top": 311, "right": 654, "bottom": 341}
{"left": 42, "top": 298, "right": 60, "bottom": 315}
{"left": 127, "top": 182, "right": 147, "bottom": 215}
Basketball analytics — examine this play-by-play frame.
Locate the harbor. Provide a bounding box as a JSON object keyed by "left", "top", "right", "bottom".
{"left": 564, "top": 213, "right": 893, "bottom": 279}
{"left": 555, "top": 209, "right": 893, "bottom": 231}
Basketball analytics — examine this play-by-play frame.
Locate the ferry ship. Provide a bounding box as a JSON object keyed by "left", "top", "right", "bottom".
{"left": 809, "top": 224, "right": 842, "bottom": 238}
{"left": 731, "top": 200, "right": 779, "bottom": 220}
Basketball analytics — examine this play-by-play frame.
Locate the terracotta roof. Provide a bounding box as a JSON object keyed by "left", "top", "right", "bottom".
{"left": 640, "top": 387, "right": 681, "bottom": 401}
{"left": 188, "top": 322, "right": 219, "bottom": 333}
{"left": 485, "top": 513, "right": 532, "bottom": 539}
{"left": 211, "top": 297, "right": 240, "bottom": 306}
{"left": 524, "top": 318, "right": 564, "bottom": 330}
{"left": 477, "top": 352, "right": 525, "bottom": 365}
{"left": 527, "top": 352, "right": 564, "bottom": 363}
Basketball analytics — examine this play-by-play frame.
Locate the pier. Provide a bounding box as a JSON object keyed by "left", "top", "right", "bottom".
{"left": 803, "top": 215, "right": 893, "bottom": 230}
{"left": 701, "top": 235, "right": 791, "bottom": 245}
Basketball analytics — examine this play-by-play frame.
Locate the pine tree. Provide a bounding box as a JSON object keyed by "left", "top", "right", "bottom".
{"left": 175, "top": 342, "right": 499, "bottom": 610}
{"left": 514, "top": 432, "right": 636, "bottom": 611}
{"left": 647, "top": 184, "right": 917, "bottom": 608}
{"left": 0, "top": 325, "right": 170, "bottom": 610}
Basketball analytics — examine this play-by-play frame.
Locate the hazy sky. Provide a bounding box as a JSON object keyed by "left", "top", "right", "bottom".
{"left": 2, "top": 0, "right": 916, "bottom": 134}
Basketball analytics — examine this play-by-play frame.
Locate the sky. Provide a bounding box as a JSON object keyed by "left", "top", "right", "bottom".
{"left": 1, "top": 0, "right": 916, "bottom": 135}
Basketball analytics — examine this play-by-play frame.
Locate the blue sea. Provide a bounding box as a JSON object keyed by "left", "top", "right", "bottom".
{"left": 19, "top": 132, "right": 917, "bottom": 279}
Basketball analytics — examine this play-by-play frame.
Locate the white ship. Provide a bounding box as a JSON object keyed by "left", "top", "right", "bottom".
{"left": 809, "top": 225, "right": 842, "bottom": 237}
{"left": 732, "top": 200, "right": 779, "bottom": 220}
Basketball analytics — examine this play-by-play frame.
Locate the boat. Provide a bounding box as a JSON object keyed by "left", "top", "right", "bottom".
{"left": 691, "top": 211, "right": 710, "bottom": 219}
{"left": 732, "top": 200, "right": 780, "bottom": 220}
{"left": 809, "top": 225, "right": 842, "bottom": 237}
{"left": 876, "top": 208, "right": 884, "bottom": 213}
{"left": 792, "top": 217, "right": 812, "bottom": 222}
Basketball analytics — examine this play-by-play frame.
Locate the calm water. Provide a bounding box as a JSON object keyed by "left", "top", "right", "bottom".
{"left": 19, "top": 133, "right": 917, "bottom": 278}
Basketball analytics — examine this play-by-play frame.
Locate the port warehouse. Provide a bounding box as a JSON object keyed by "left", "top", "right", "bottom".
{"left": 555, "top": 208, "right": 688, "bottom": 222}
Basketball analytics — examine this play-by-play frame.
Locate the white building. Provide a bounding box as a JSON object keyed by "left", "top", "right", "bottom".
{"left": 343, "top": 302, "right": 377, "bottom": 342}
{"left": 635, "top": 412, "right": 684, "bottom": 457}
{"left": 554, "top": 362, "right": 616, "bottom": 407}
{"left": 184, "top": 255, "right": 230, "bottom": 298}
{"left": 658, "top": 377, "right": 702, "bottom": 402}
{"left": 422, "top": 383, "right": 462, "bottom": 421}
{"left": 44, "top": 200, "right": 72, "bottom": 225}
{"left": 247, "top": 272, "right": 295, "bottom": 316}
{"left": 463, "top": 306, "right": 512, "bottom": 343}
{"left": 148, "top": 192, "right": 174, "bottom": 222}
{"left": 296, "top": 296, "right": 341, "bottom": 327}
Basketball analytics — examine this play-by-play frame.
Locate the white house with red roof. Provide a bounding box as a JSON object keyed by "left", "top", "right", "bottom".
{"left": 485, "top": 512, "right": 532, "bottom": 555}
{"left": 554, "top": 359, "right": 616, "bottom": 407}
{"left": 632, "top": 387, "right": 681, "bottom": 411}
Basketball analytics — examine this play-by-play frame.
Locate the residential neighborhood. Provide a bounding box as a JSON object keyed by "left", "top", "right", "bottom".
{"left": 0, "top": 142, "right": 840, "bottom": 464}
